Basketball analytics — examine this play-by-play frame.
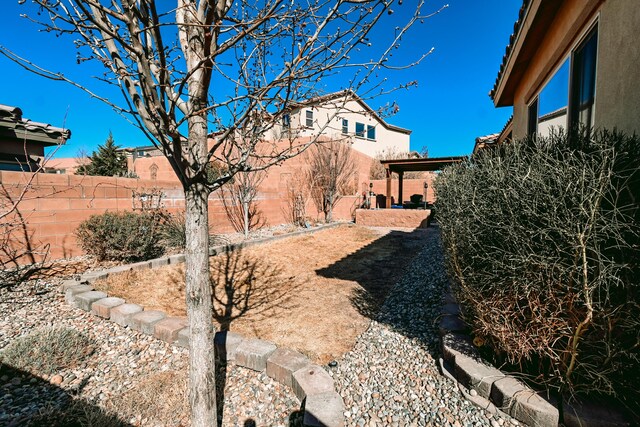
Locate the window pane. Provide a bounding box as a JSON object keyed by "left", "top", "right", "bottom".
{"left": 367, "top": 125, "right": 375, "bottom": 140}
{"left": 342, "top": 119, "right": 348, "bottom": 134}
{"left": 355, "top": 122, "right": 365, "bottom": 137}
{"left": 283, "top": 114, "right": 290, "bottom": 128}
{"left": 570, "top": 27, "right": 598, "bottom": 130}
{"left": 306, "top": 110, "right": 313, "bottom": 127}
{"left": 538, "top": 58, "right": 569, "bottom": 137}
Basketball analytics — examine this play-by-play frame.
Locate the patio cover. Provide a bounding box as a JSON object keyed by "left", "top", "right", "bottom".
{"left": 380, "top": 156, "right": 465, "bottom": 208}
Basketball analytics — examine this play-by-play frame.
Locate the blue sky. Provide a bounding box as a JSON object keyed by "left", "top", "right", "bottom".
{"left": 0, "top": 1, "right": 520, "bottom": 159}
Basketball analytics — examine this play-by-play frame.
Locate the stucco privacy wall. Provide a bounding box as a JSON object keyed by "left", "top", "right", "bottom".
{"left": 0, "top": 168, "right": 361, "bottom": 263}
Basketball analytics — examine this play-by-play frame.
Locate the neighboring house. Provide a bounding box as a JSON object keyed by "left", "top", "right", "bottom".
{"left": 269, "top": 90, "right": 411, "bottom": 158}
{"left": 0, "top": 104, "right": 70, "bottom": 171}
{"left": 490, "top": 0, "right": 640, "bottom": 141}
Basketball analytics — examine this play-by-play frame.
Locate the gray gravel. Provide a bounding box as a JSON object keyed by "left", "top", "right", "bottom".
{"left": 0, "top": 279, "right": 299, "bottom": 426}
{"left": 329, "top": 225, "right": 519, "bottom": 427}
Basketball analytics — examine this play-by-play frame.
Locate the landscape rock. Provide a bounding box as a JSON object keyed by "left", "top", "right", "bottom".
{"left": 130, "top": 310, "right": 167, "bottom": 335}
{"left": 91, "top": 297, "right": 125, "bottom": 318}
{"left": 110, "top": 303, "right": 144, "bottom": 327}
{"left": 267, "top": 347, "right": 311, "bottom": 388}
{"left": 234, "top": 338, "right": 277, "bottom": 372}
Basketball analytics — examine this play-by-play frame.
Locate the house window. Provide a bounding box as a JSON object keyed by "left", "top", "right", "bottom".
{"left": 570, "top": 26, "right": 598, "bottom": 131}
{"left": 367, "top": 125, "right": 376, "bottom": 140}
{"left": 342, "top": 119, "right": 348, "bottom": 134}
{"left": 305, "top": 110, "right": 313, "bottom": 127}
{"left": 355, "top": 122, "right": 365, "bottom": 137}
{"left": 537, "top": 58, "right": 569, "bottom": 137}
{"left": 283, "top": 114, "right": 290, "bottom": 128}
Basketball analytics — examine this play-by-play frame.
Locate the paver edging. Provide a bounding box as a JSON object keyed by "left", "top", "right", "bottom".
{"left": 439, "top": 284, "right": 630, "bottom": 427}
{"left": 62, "top": 223, "right": 349, "bottom": 427}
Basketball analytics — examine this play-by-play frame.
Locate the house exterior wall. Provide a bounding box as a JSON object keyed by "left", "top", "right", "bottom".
{"left": 593, "top": 0, "right": 640, "bottom": 134}
{"left": 508, "top": 0, "right": 639, "bottom": 140}
{"left": 269, "top": 99, "right": 410, "bottom": 157}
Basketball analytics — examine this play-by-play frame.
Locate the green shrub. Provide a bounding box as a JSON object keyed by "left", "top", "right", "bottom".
{"left": 0, "top": 327, "right": 95, "bottom": 375}
{"left": 435, "top": 129, "right": 640, "bottom": 405}
{"left": 76, "top": 211, "right": 166, "bottom": 262}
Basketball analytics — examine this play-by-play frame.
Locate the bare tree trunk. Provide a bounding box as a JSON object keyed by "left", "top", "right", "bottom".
{"left": 243, "top": 200, "right": 249, "bottom": 238}
{"left": 185, "top": 183, "right": 217, "bottom": 426}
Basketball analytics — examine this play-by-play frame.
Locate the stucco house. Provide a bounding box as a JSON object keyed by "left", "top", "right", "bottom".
{"left": 0, "top": 104, "right": 70, "bottom": 172}
{"left": 267, "top": 90, "right": 411, "bottom": 158}
{"left": 490, "top": 0, "right": 640, "bottom": 142}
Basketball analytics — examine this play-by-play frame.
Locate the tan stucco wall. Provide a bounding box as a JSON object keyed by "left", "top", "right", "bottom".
{"left": 511, "top": 0, "right": 602, "bottom": 139}
{"left": 593, "top": 0, "right": 640, "bottom": 135}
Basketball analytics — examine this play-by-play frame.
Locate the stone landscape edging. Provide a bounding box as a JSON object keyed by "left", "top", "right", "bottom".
{"left": 61, "top": 222, "right": 349, "bottom": 427}
{"left": 438, "top": 285, "right": 630, "bottom": 427}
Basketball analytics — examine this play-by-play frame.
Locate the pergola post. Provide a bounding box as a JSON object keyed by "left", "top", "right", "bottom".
{"left": 385, "top": 166, "right": 392, "bottom": 208}
{"left": 398, "top": 171, "right": 404, "bottom": 207}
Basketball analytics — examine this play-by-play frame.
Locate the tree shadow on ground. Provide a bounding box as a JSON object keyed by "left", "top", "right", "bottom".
{"left": 316, "top": 226, "right": 442, "bottom": 353}
{"left": 0, "top": 363, "right": 129, "bottom": 427}
{"left": 210, "top": 247, "right": 299, "bottom": 332}
{"left": 209, "top": 247, "right": 301, "bottom": 426}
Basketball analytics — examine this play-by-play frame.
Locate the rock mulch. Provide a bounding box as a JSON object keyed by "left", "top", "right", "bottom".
{"left": 330, "top": 225, "right": 520, "bottom": 427}
{"left": 0, "top": 279, "right": 300, "bottom": 426}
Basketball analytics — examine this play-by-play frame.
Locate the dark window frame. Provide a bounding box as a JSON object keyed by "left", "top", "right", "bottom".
{"left": 355, "top": 122, "right": 365, "bottom": 137}
{"left": 569, "top": 24, "right": 598, "bottom": 133}
{"left": 342, "top": 119, "right": 348, "bottom": 134}
{"left": 305, "top": 110, "right": 313, "bottom": 127}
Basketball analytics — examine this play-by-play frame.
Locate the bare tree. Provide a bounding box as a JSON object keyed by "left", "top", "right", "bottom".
{"left": 2, "top": 0, "right": 443, "bottom": 423}
{"left": 283, "top": 168, "right": 310, "bottom": 227}
{"left": 219, "top": 170, "right": 265, "bottom": 237}
{"left": 308, "top": 140, "right": 357, "bottom": 222}
{"left": 369, "top": 147, "right": 427, "bottom": 180}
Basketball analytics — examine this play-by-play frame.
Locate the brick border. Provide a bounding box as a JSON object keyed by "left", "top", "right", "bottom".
{"left": 438, "top": 285, "right": 631, "bottom": 427}
{"left": 61, "top": 222, "right": 348, "bottom": 427}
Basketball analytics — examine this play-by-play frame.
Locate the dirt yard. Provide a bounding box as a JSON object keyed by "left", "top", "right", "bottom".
{"left": 95, "top": 224, "right": 429, "bottom": 364}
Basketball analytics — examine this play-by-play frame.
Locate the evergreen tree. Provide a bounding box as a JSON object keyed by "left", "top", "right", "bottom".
{"left": 77, "top": 132, "right": 128, "bottom": 176}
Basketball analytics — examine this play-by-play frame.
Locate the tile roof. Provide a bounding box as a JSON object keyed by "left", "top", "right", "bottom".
{"left": 0, "top": 104, "right": 71, "bottom": 142}
{"left": 489, "top": 0, "right": 532, "bottom": 101}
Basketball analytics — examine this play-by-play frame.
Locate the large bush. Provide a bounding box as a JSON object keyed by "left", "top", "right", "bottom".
{"left": 76, "top": 211, "right": 166, "bottom": 262}
{"left": 435, "top": 129, "right": 639, "bottom": 405}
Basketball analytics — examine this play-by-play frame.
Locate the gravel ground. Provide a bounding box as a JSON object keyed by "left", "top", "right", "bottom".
{"left": 330, "top": 225, "right": 519, "bottom": 427}
{"left": 0, "top": 280, "right": 299, "bottom": 426}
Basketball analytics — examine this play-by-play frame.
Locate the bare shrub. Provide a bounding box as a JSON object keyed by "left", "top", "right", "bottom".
{"left": 0, "top": 327, "right": 95, "bottom": 375}
{"left": 308, "top": 141, "right": 357, "bottom": 222}
{"left": 369, "top": 148, "right": 426, "bottom": 180}
{"left": 219, "top": 170, "right": 266, "bottom": 237}
{"left": 435, "top": 129, "right": 640, "bottom": 407}
{"left": 282, "top": 169, "right": 310, "bottom": 227}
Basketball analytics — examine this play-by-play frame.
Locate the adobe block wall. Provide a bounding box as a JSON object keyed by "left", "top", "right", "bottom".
{"left": 1, "top": 169, "right": 361, "bottom": 263}
{"left": 355, "top": 209, "right": 431, "bottom": 229}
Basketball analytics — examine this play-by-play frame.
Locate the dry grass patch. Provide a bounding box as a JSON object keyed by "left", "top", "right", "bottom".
{"left": 106, "top": 371, "right": 188, "bottom": 426}
{"left": 96, "top": 224, "right": 428, "bottom": 363}
{"left": 0, "top": 327, "right": 95, "bottom": 376}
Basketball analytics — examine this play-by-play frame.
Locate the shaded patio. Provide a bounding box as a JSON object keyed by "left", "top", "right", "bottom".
{"left": 356, "top": 156, "right": 465, "bottom": 228}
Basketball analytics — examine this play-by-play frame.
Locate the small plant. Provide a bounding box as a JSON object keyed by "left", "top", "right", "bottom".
{"left": 160, "top": 212, "right": 187, "bottom": 250}
{"left": 76, "top": 211, "right": 165, "bottom": 262}
{"left": 0, "top": 327, "right": 95, "bottom": 375}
